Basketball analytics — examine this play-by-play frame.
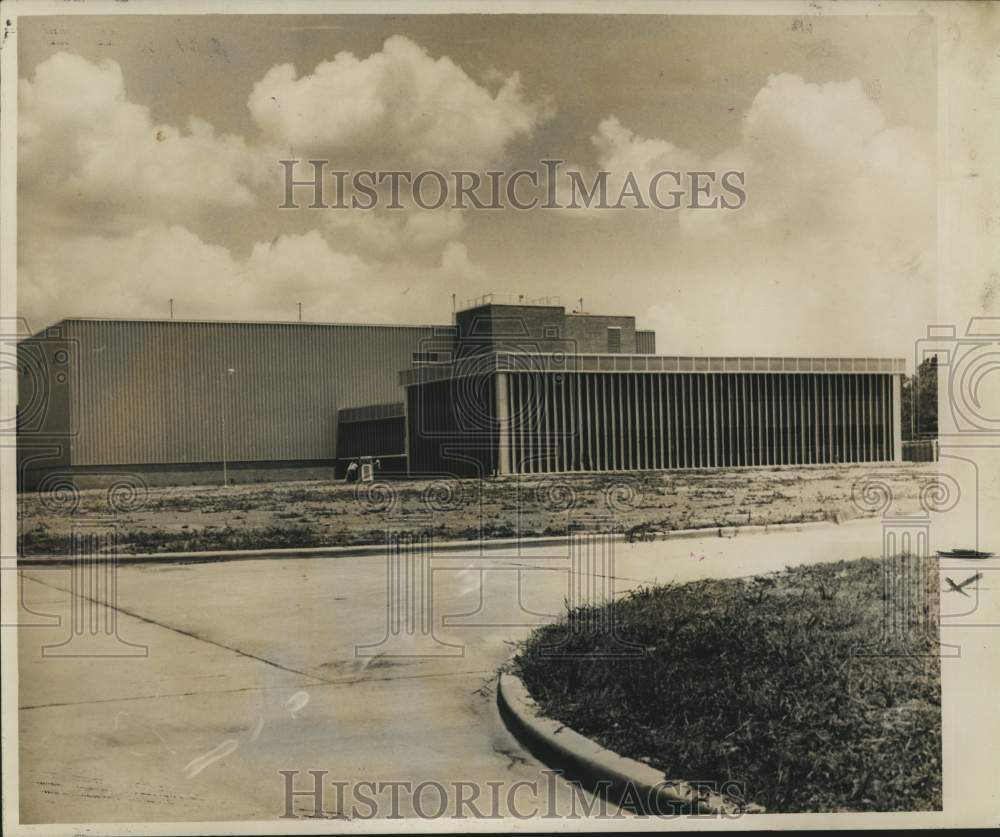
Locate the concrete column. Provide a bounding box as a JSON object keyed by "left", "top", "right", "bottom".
{"left": 801, "top": 375, "right": 808, "bottom": 464}
{"left": 839, "top": 375, "right": 846, "bottom": 462}
{"left": 590, "top": 373, "right": 598, "bottom": 471}
{"left": 785, "top": 375, "right": 792, "bottom": 465}
{"left": 631, "top": 374, "right": 640, "bottom": 470}
{"left": 594, "top": 375, "right": 609, "bottom": 471}
{"left": 683, "top": 375, "right": 689, "bottom": 469}
{"left": 687, "top": 375, "right": 694, "bottom": 469}
{"left": 495, "top": 372, "right": 511, "bottom": 475}
{"left": 573, "top": 372, "right": 582, "bottom": 472}
{"left": 827, "top": 375, "right": 834, "bottom": 464}
{"left": 670, "top": 376, "right": 678, "bottom": 469}
{"left": 785, "top": 376, "right": 792, "bottom": 465}
{"left": 724, "top": 375, "right": 736, "bottom": 468}
{"left": 813, "top": 375, "right": 820, "bottom": 464}
{"left": 881, "top": 374, "right": 889, "bottom": 460}
{"left": 737, "top": 375, "right": 744, "bottom": 467}
{"left": 857, "top": 374, "right": 865, "bottom": 462}
{"left": 525, "top": 374, "right": 534, "bottom": 474}
{"left": 639, "top": 373, "right": 653, "bottom": 469}
{"left": 799, "top": 375, "right": 812, "bottom": 465}
{"left": 580, "top": 372, "right": 590, "bottom": 471}
{"left": 624, "top": 375, "right": 632, "bottom": 470}
{"left": 764, "top": 374, "right": 772, "bottom": 466}
{"left": 773, "top": 374, "right": 781, "bottom": 466}
{"left": 594, "top": 375, "right": 611, "bottom": 471}
{"left": 517, "top": 373, "right": 526, "bottom": 474}
{"left": 842, "top": 375, "right": 850, "bottom": 463}
{"left": 685, "top": 376, "right": 693, "bottom": 468}
{"left": 702, "top": 375, "right": 710, "bottom": 467}
{"left": 860, "top": 375, "right": 868, "bottom": 462}
{"left": 688, "top": 376, "right": 696, "bottom": 468}
{"left": 644, "top": 375, "right": 652, "bottom": 469}
{"left": 853, "top": 375, "right": 861, "bottom": 462}
{"left": 799, "top": 375, "right": 806, "bottom": 464}
{"left": 571, "top": 372, "right": 580, "bottom": 472}
{"left": 851, "top": 375, "right": 858, "bottom": 462}
{"left": 657, "top": 375, "right": 665, "bottom": 469}
{"left": 663, "top": 376, "right": 671, "bottom": 468}
{"left": 892, "top": 373, "right": 903, "bottom": 462}
{"left": 745, "top": 375, "right": 752, "bottom": 467}
{"left": 539, "top": 372, "right": 547, "bottom": 472}
{"left": 768, "top": 374, "right": 777, "bottom": 466}
{"left": 799, "top": 375, "right": 808, "bottom": 465}
{"left": 616, "top": 374, "right": 624, "bottom": 470}
{"left": 560, "top": 370, "right": 568, "bottom": 472}
{"left": 868, "top": 375, "right": 876, "bottom": 462}
{"left": 773, "top": 375, "right": 781, "bottom": 465}
{"left": 752, "top": 375, "right": 760, "bottom": 467}
{"left": 772, "top": 374, "right": 779, "bottom": 466}
{"left": 541, "top": 373, "right": 550, "bottom": 473}
{"left": 550, "top": 372, "right": 558, "bottom": 472}
{"left": 676, "top": 377, "right": 683, "bottom": 468}
{"left": 731, "top": 376, "right": 737, "bottom": 467}
{"left": 589, "top": 373, "right": 599, "bottom": 470}
{"left": 696, "top": 375, "right": 703, "bottom": 468}
{"left": 876, "top": 375, "right": 884, "bottom": 461}
{"left": 708, "top": 375, "right": 716, "bottom": 467}
{"left": 780, "top": 376, "right": 788, "bottom": 465}
{"left": 592, "top": 374, "right": 600, "bottom": 470}
{"left": 653, "top": 374, "right": 659, "bottom": 468}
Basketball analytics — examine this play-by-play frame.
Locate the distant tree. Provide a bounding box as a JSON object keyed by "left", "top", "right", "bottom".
{"left": 901, "top": 355, "right": 938, "bottom": 441}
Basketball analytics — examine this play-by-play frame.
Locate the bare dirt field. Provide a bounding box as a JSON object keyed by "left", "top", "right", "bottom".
{"left": 19, "top": 463, "right": 934, "bottom": 558}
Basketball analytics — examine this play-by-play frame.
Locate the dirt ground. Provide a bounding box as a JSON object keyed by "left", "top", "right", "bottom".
{"left": 19, "top": 463, "right": 934, "bottom": 557}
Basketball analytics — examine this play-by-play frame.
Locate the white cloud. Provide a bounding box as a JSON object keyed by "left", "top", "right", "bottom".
{"left": 440, "top": 241, "right": 488, "bottom": 285}
{"left": 248, "top": 35, "right": 551, "bottom": 168}
{"left": 19, "top": 53, "right": 263, "bottom": 234}
{"left": 327, "top": 208, "right": 465, "bottom": 257}
{"left": 17, "top": 47, "right": 494, "bottom": 330}
{"left": 19, "top": 226, "right": 367, "bottom": 327}
{"left": 18, "top": 225, "right": 489, "bottom": 331}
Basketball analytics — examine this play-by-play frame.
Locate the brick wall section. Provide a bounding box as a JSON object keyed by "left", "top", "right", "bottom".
{"left": 455, "top": 304, "right": 641, "bottom": 355}
{"left": 564, "top": 314, "right": 637, "bottom": 353}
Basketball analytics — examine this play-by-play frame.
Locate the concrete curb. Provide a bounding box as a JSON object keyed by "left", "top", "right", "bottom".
{"left": 18, "top": 516, "right": 869, "bottom": 566}
{"left": 496, "top": 673, "right": 764, "bottom": 816}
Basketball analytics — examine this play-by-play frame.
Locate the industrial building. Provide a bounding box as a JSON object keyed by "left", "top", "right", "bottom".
{"left": 16, "top": 297, "right": 905, "bottom": 488}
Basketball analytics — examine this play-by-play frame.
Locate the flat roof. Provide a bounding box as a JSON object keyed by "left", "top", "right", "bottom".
{"left": 31, "top": 316, "right": 448, "bottom": 339}
{"left": 401, "top": 351, "right": 907, "bottom": 386}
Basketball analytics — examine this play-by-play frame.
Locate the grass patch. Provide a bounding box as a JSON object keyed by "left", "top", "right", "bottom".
{"left": 18, "top": 464, "right": 931, "bottom": 558}
{"left": 513, "top": 557, "right": 941, "bottom": 813}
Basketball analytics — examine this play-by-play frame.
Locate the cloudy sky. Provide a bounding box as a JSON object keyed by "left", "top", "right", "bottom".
{"left": 18, "top": 13, "right": 938, "bottom": 358}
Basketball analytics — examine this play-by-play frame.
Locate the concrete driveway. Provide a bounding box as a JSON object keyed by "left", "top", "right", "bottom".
{"left": 16, "top": 518, "right": 888, "bottom": 824}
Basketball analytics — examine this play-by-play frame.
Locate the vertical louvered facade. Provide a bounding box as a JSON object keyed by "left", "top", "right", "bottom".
{"left": 402, "top": 352, "right": 907, "bottom": 477}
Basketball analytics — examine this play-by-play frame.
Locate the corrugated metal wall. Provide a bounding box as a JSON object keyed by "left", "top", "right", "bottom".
{"left": 635, "top": 330, "right": 656, "bottom": 354}
{"left": 61, "top": 319, "right": 436, "bottom": 466}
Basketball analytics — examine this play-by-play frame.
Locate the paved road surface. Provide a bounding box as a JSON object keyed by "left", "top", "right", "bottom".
{"left": 17, "top": 519, "right": 888, "bottom": 823}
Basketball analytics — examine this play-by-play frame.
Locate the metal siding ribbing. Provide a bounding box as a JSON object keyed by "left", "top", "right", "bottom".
{"left": 67, "top": 319, "right": 435, "bottom": 466}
